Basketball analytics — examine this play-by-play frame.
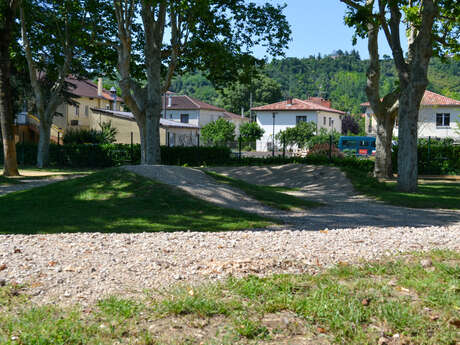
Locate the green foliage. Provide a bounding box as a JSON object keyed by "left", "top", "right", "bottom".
{"left": 168, "top": 54, "right": 459, "bottom": 117}
{"left": 215, "top": 73, "right": 283, "bottom": 115}
{"left": 308, "top": 128, "right": 341, "bottom": 147}
{"left": 392, "top": 140, "right": 460, "bottom": 175}
{"left": 276, "top": 121, "right": 316, "bottom": 149}
{"left": 239, "top": 122, "right": 265, "bottom": 144}
{"left": 99, "top": 121, "right": 118, "bottom": 144}
{"left": 62, "top": 121, "right": 118, "bottom": 145}
{"left": 201, "top": 118, "right": 235, "bottom": 146}
{"left": 0, "top": 144, "right": 231, "bottom": 167}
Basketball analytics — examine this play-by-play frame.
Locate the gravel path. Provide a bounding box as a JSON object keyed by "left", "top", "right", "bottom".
{"left": 1, "top": 164, "right": 459, "bottom": 306}
{"left": 1, "top": 226, "right": 458, "bottom": 306}
{"left": 209, "top": 164, "right": 460, "bottom": 230}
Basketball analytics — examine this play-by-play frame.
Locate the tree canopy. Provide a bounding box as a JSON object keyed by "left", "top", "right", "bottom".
{"left": 201, "top": 118, "right": 235, "bottom": 146}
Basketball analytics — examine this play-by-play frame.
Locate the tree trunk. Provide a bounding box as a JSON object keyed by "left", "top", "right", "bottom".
{"left": 0, "top": 22, "right": 20, "bottom": 177}
{"left": 144, "top": 102, "right": 161, "bottom": 164}
{"left": 36, "top": 119, "right": 51, "bottom": 168}
{"left": 397, "top": 87, "right": 424, "bottom": 192}
{"left": 373, "top": 113, "right": 395, "bottom": 178}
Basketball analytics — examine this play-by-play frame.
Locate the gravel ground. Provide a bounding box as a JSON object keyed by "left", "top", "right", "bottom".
{"left": 1, "top": 164, "right": 459, "bottom": 306}
{"left": 1, "top": 226, "right": 459, "bottom": 306}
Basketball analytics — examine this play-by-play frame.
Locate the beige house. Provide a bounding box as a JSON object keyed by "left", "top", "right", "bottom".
{"left": 362, "top": 90, "right": 460, "bottom": 140}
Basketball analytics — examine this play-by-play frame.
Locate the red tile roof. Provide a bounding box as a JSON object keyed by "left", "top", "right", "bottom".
{"left": 222, "top": 111, "right": 249, "bottom": 121}
{"left": 66, "top": 77, "right": 120, "bottom": 102}
{"left": 361, "top": 90, "right": 460, "bottom": 107}
{"left": 251, "top": 98, "right": 345, "bottom": 115}
{"left": 162, "top": 93, "right": 224, "bottom": 111}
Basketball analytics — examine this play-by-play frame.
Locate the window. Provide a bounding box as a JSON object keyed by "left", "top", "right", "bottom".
{"left": 296, "top": 116, "right": 307, "bottom": 124}
{"left": 436, "top": 113, "right": 450, "bottom": 127}
{"left": 323, "top": 116, "right": 326, "bottom": 125}
{"left": 85, "top": 105, "right": 89, "bottom": 116}
{"left": 329, "top": 117, "right": 332, "bottom": 126}
{"left": 70, "top": 120, "right": 79, "bottom": 126}
{"left": 180, "top": 114, "right": 189, "bottom": 123}
{"left": 75, "top": 105, "right": 79, "bottom": 116}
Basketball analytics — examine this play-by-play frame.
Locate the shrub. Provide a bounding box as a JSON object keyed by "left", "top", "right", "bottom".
{"left": 308, "top": 143, "right": 343, "bottom": 158}
{"left": 276, "top": 121, "right": 316, "bottom": 149}
{"left": 239, "top": 122, "right": 264, "bottom": 144}
{"left": 62, "top": 121, "right": 118, "bottom": 145}
{"left": 201, "top": 118, "right": 235, "bottom": 146}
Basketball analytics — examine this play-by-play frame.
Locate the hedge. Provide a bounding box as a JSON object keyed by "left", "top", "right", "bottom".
{"left": 0, "top": 143, "right": 231, "bottom": 168}
{"left": 392, "top": 143, "right": 460, "bottom": 175}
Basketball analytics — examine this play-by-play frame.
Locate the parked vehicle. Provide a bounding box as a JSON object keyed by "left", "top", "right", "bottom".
{"left": 338, "top": 136, "right": 376, "bottom": 156}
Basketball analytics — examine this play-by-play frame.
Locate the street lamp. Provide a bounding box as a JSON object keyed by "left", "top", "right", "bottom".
{"left": 272, "top": 112, "right": 276, "bottom": 157}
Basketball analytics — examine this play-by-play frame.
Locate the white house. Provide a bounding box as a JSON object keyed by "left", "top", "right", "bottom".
{"left": 362, "top": 90, "right": 460, "bottom": 140}
{"left": 161, "top": 92, "right": 248, "bottom": 134}
{"left": 252, "top": 97, "right": 345, "bottom": 152}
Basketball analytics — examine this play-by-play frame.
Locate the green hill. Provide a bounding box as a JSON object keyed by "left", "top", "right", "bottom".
{"left": 169, "top": 52, "right": 460, "bottom": 115}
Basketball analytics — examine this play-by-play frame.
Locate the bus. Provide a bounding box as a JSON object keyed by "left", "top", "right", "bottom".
{"left": 338, "top": 136, "right": 376, "bottom": 156}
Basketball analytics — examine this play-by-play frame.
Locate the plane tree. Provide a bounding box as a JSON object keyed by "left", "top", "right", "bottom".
{"left": 0, "top": 0, "right": 20, "bottom": 176}
{"left": 94, "top": 0, "right": 291, "bottom": 164}
{"left": 341, "top": 0, "right": 459, "bottom": 190}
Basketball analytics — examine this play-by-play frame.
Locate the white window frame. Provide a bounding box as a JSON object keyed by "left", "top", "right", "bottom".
{"left": 436, "top": 113, "right": 450, "bottom": 128}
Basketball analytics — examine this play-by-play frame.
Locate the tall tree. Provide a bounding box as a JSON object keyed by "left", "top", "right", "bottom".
{"left": 20, "top": 0, "right": 92, "bottom": 167}
{"left": 107, "top": 0, "right": 290, "bottom": 164}
{"left": 0, "top": 0, "right": 20, "bottom": 176}
{"left": 342, "top": 0, "right": 459, "bottom": 191}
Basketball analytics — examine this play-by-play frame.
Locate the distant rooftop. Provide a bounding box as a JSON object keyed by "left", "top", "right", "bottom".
{"left": 251, "top": 98, "right": 345, "bottom": 115}
{"left": 361, "top": 90, "right": 460, "bottom": 107}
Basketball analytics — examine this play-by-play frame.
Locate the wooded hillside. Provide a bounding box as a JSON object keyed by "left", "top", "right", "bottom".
{"left": 169, "top": 51, "right": 460, "bottom": 115}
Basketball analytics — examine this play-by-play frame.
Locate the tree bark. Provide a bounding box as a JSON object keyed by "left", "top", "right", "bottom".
{"left": 36, "top": 119, "right": 51, "bottom": 168}
{"left": 0, "top": 1, "right": 20, "bottom": 176}
{"left": 373, "top": 112, "right": 395, "bottom": 178}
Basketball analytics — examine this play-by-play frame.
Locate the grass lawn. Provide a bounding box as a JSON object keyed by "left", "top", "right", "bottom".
{"left": 342, "top": 167, "right": 460, "bottom": 209}
{"left": 0, "top": 168, "right": 273, "bottom": 234}
{"left": 1, "top": 250, "right": 459, "bottom": 344}
{"left": 204, "top": 170, "right": 322, "bottom": 211}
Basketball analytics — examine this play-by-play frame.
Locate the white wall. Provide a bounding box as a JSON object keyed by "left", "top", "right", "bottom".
{"left": 164, "top": 109, "right": 200, "bottom": 126}
{"left": 365, "top": 105, "right": 460, "bottom": 139}
{"left": 256, "top": 111, "right": 318, "bottom": 151}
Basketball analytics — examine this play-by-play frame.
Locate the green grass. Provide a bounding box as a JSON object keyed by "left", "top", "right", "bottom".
{"left": 0, "top": 176, "right": 22, "bottom": 186}
{"left": 0, "top": 168, "right": 273, "bottom": 234}
{"left": 1, "top": 251, "right": 459, "bottom": 344}
{"left": 342, "top": 167, "right": 460, "bottom": 209}
{"left": 204, "top": 170, "right": 322, "bottom": 211}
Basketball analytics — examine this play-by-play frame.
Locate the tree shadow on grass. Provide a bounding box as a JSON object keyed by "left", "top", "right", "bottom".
{"left": 0, "top": 169, "right": 272, "bottom": 235}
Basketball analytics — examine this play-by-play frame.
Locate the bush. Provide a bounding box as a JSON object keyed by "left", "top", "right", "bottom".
{"left": 63, "top": 121, "right": 118, "bottom": 145}
{"left": 308, "top": 143, "right": 343, "bottom": 158}
{"left": 0, "top": 144, "right": 231, "bottom": 168}
{"left": 239, "top": 122, "right": 264, "bottom": 144}
{"left": 201, "top": 118, "right": 235, "bottom": 146}
{"left": 392, "top": 141, "right": 460, "bottom": 175}
{"left": 276, "top": 121, "right": 316, "bottom": 149}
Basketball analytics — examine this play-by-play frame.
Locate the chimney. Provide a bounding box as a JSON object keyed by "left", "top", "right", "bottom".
{"left": 241, "top": 107, "right": 244, "bottom": 118}
{"left": 308, "top": 97, "right": 331, "bottom": 108}
{"left": 167, "top": 95, "right": 172, "bottom": 108}
{"left": 287, "top": 97, "right": 293, "bottom": 105}
{"left": 97, "top": 78, "right": 103, "bottom": 97}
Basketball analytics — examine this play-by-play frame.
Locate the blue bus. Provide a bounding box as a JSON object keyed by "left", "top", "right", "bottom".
{"left": 338, "top": 136, "right": 376, "bottom": 156}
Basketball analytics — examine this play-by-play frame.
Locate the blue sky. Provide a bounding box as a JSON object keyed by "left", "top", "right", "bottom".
{"left": 254, "top": 0, "right": 408, "bottom": 60}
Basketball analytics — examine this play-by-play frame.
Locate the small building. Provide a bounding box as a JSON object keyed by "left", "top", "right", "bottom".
{"left": 362, "top": 90, "right": 460, "bottom": 139}
{"left": 90, "top": 108, "right": 200, "bottom": 146}
{"left": 251, "top": 97, "right": 345, "bottom": 152}
{"left": 161, "top": 92, "right": 248, "bottom": 134}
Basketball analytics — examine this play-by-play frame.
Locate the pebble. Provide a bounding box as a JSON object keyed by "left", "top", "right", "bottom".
{"left": 0, "top": 225, "right": 458, "bottom": 306}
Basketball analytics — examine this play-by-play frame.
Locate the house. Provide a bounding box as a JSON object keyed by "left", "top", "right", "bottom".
{"left": 90, "top": 108, "right": 200, "bottom": 146}
{"left": 161, "top": 92, "right": 248, "bottom": 134}
{"left": 362, "top": 90, "right": 460, "bottom": 139}
{"left": 14, "top": 76, "right": 123, "bottom": 144}
{"left": 16, "top": 78, "right": 247, "bottom": 146}
{"left": 251, "top": 97, "right": 345, "bottom": 152}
